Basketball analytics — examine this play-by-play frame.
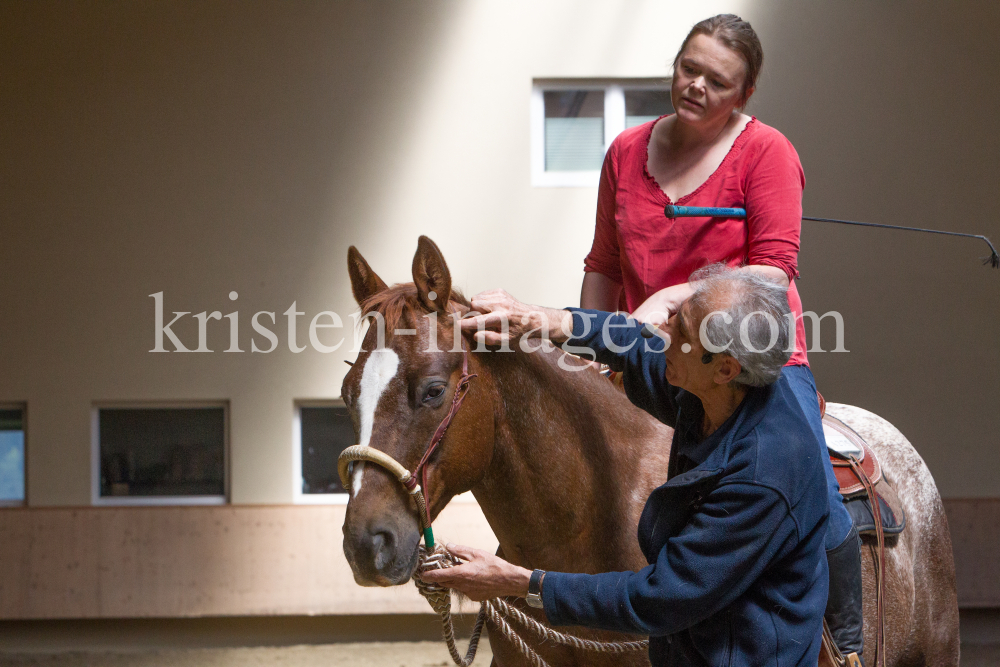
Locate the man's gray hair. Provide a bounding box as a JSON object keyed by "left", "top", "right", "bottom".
{"left": 688, "top": 265, "right": 792, "bottom": 387}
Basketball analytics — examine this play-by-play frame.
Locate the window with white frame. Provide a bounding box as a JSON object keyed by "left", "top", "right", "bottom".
{"left": 291, "top": 401, "right": 478, "bottom": 504}
{"left": 93, "top": 404, "right": 227, "bottom": 505}
{"left": 293, "top": 402, "right": 354, "bottom": 503}
{"left": 0, "top": 405, "right": 26, "bottom": 506}
{"left": 531, "top": 79, "right": 673, "bottom": 187}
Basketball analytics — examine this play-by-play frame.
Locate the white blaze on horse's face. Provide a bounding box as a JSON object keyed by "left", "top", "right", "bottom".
{"left": 352, "top": 347, "right": 400, "bottom": 496}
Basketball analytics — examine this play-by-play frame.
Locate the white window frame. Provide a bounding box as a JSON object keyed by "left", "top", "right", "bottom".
{"left": 91, "top": 401, "right": 229, "bottom": 506}
{"left": 291, "top": 399, "right": 479, "bottom": 505}
{"left": 293, "top": 399, "right": 350, "bottom": 505}
{"left": 0, "top": 402, "right": 27, "bottom": 508}
{"left": 531, "top": 78, "right": 672, "bottom": 188}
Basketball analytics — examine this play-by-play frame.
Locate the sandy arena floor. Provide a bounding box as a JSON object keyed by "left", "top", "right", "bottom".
{"left": 0, "top": 642, "right": 493, "bottom": 667}
{"left": 5, "top": 643, "right": 1000, "bottom": 667}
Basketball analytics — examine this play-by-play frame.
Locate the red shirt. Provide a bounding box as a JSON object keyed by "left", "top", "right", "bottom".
{"left": 584, "top": 116, "right": 810, "bottom": 366}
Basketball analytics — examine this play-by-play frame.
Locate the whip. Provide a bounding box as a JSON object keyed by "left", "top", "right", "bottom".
{"left": 663, "top": 205, "right": 1000, "bottom": 269}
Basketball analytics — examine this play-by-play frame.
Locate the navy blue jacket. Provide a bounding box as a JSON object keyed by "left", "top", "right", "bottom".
{"left": 541, "top": 310, "right": 830, "bottom": 666}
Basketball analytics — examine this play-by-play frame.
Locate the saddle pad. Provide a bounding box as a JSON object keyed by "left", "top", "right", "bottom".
{"left": 823, "top": 422, "right": 863, "bottom": 459}
{"left": 824, "top": 415, "right": 882, "bottom": 495}
{"left": 843, "top": 486, "right": 906, "bottom": 536}
{"left": 817, "top": 392, "right": 862, "bottom": 458}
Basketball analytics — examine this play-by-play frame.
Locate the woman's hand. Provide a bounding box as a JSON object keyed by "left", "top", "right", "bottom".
{"left": 744, "top": 264, "right": 790, "bottom": 288}
{"left": 460, "top": 289, "right": 573, "bottom": 346}
{"left": 631, "top": 266, "right": 787, "bottom": 327}
{"left": 632, "top": 283, "right": 694, "bottom": 326}
{"left": 418, "top": 544, "right": 533, "bottom": 602}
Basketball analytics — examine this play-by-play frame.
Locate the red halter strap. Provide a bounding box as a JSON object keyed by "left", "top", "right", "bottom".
{"left": 409, "top": 340, "right": 476, "bottom": 528}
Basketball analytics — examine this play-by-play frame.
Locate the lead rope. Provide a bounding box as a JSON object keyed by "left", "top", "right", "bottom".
{"left": 412, "top": 545, "right": 488, "bottom": 667}
{"left": 412, "top": 544, "right": 649, "bottom": 667}
{"left": 338, "top": 450, "right": 651, "bottom": 667}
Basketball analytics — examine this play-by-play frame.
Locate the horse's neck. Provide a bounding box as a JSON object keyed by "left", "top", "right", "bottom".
{"left": 469, "top": 347, "right": 665, "bottom": 572}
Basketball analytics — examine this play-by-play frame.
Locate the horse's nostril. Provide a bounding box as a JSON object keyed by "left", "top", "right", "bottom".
{"left": 372, "top": 530, "right": 395, "bottom": 572}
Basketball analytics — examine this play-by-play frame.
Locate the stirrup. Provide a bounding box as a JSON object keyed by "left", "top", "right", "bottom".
{"left": 844, "top": 652, "right": 864, "bottom": 667}
{"left": 821, "top": 619, "right": 866, "bottom": 667}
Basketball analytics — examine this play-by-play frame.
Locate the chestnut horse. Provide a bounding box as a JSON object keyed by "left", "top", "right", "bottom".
{"left": 340, "top": 237, "right": 959, "bottom": 667}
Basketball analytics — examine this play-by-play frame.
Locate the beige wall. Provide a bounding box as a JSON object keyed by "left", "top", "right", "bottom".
{"left": 0, "top": 0, "right": 997, "bottom": 511}
{"left": 0, "top": 500, "right": 993, "bottom": 618}
{"left": 0, "top": 503, "right": 497, "bottom": 619}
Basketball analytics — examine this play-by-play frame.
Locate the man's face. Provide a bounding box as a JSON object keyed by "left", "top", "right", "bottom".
{"left": 661, "top": 299, "right": 727, "bottom": 394}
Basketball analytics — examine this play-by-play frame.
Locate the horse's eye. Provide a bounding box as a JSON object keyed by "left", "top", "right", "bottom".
{"left": 423, "top": 384, "right": 446, "bottom": 403}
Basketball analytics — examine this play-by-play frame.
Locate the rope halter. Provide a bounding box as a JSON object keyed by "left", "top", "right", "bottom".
{"left": 337, "top": 341, "right": 476, "bottom": 549}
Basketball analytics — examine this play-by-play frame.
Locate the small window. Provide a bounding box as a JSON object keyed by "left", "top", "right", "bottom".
{"left": 531, "top": 79, "right": 672, "bottom": 187}
{"left": 0, "top": 406, "right": 25, "bottom": 505}
{"left": 543, "top": 90, "right": 605, "bottom": 172}
{"left": 95, "top": 405, "right": 227, "bottom": 505}
{"left": 626, "top": 89, "right": 674, "bottom": 129}
{"left": 294, "top": 402, "right": 355, "bottom": 503}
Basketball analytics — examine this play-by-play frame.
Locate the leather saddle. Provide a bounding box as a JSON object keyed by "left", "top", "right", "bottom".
{"left": 823, "top": 413, "right": 905, "bottom": 537}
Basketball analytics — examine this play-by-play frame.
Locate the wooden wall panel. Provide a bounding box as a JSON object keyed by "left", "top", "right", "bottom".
{"left": 943, "top": 498, "right": 1000, "bottom": 608}
{"left": 0, "top": 503, "right": 496, "bottom": 619}
{"left": 0, "top": 499, "right": 994, "bottom": 619}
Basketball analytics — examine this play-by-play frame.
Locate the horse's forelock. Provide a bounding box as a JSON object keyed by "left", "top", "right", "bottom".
{"left": 359, "top": 283, "right": 470, "bottom": 334}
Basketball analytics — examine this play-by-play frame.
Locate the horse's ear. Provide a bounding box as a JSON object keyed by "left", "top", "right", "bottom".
{"left": 347, "top": 246, "right": 388, "bottom": 307}
{"left": 412, "top": 236, "right": 451, "bottom": 313}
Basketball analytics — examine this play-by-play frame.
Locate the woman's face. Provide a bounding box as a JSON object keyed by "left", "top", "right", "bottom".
{"left": 672, "top": 33, "right": 750, "bottom": 127}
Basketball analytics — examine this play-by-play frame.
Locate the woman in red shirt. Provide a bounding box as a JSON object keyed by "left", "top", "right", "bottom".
{"left": 580, "top": 14, "right": 868, "bottom": 666}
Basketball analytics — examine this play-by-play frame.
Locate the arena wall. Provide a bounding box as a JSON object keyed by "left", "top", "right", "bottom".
{"left": 0, "top": 500, "right": 992, "bottom": 619}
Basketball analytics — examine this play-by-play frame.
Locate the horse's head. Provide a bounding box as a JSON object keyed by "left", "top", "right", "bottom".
{"left": 341, "top": 236, "right": 493, "bottom": 586}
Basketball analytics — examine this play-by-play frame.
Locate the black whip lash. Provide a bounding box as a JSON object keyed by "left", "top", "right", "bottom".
{"left": 663, "top": 205, "right": 1000, "bottom": 269}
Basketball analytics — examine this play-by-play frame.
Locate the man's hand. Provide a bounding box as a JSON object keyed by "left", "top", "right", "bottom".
{"left": 632, "top": 283, "right": 694, "bottom": 326}
{"left": 418, "top": 543, "right": 533, "bottom": 602}
{"left": 460, "top": 289, "right": 573, "bottom": 346}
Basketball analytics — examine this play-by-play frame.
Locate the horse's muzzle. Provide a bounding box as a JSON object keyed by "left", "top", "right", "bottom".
{"left": 343, "top": 520, "right": 421, "bottom": 587}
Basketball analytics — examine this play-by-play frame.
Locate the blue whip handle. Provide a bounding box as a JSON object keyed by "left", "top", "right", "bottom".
{"left": 664, "top": 205, "right": 747, "bottom": 219}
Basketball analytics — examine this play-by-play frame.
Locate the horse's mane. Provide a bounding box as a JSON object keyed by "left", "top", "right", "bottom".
{"left": 360, "top": 283, "right": 471, "bottom": 333}
{"left": 360, "top": 283, "right": 653, "bottom": 413}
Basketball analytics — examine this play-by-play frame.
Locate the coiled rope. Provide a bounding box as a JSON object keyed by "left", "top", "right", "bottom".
{"left": 412, "top": 544, "right": 649, "bottom": 667}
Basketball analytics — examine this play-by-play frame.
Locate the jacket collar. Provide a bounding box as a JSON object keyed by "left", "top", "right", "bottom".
{"left": 666, "top": 383, "right": 773, "bottom": 488}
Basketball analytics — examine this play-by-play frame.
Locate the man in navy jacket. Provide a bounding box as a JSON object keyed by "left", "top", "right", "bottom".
{"left": 422, "top": 267, "right": 831, "bottom": 666}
